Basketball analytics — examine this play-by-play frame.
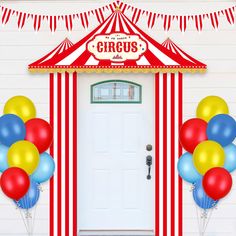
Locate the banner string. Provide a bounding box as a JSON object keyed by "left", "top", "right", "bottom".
{"left": 1, "top": 2, "right": 235, "bottom": 33}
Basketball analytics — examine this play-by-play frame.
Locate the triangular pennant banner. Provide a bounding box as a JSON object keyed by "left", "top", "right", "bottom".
{"left": 0, "top": 2, "right": 235, "bottom": 32}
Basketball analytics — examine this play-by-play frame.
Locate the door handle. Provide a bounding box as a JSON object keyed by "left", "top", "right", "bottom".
{"left": 146, "top": 155, "right": 152, "bottom": 180}
{"left": 146, "top": 144, "right": 152, "bottom": 151}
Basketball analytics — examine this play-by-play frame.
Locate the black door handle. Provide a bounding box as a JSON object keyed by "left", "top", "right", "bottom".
{"left": 146, "top": 155, "right": 152, "bottom": 180}
{"left": 146, "top": 144, "right": 152, "bottom": 151}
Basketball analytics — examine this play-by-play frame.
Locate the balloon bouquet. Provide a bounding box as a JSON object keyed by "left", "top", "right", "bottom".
{"left": 178, "top": 96, "right": 236, "bottom": 235}
{"left": 0, "top": 96, "right": 55, "bottom": 235}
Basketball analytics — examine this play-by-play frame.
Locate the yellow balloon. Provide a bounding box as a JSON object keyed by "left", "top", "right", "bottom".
{"left": 193, "top": 140, "right": 225, "bottom": 175}
{"left": 8, "top": 141, "right": 39, "bottom": 175}
{"left": 196, "top": 96, "right": 229, "bottom": 122}
{"left": 4, "top": 96, "right": 36, "bottom": 122}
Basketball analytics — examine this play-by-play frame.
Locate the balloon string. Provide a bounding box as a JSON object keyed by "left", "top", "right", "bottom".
{"left": 29, "top": 192, "right": 32, "bottom": 235}
{"left": 202, "top": 197, "right": 206, "bottom": 235}
{"left": 195, "top": 205, "right": 201, "bottom": 236}
{"left": 202, "top": 211, "right": 206, "bottom": 236}
{"left": 18, "top": 207, "right": 29, "bottom": 234}
{"left": 24, "top": 196, "right": 31, "bottom": 236}
{"left": 30, "top": 183, "right": 40, "bottom": 235}
{"left": 30, "top": 197, "right": 34, "bottom": 235}
{"left": 202, "top": 200, "right": 205, "bottom": 234}
{"left": 203, "top": 207, "right": 214, "bottom": 234}
{"left": 26, "top": 210, "right": 30, "bottom": 236}
{"left": 27, "top": 183, "right": 32, "bottom": 235}
{"left": 31, "top": 184, "right": 37, "bottom": 235}
{"left": 200, "top": 209, "right": 207, "bottom": 236}
{"left": 200, "top": 210, "right": 203, "bottom": 236}
{"left": 32, "top": 199, "right": 38, "bottom": 235}
{"left": 201, "top": 210, "right": 204, "bottom": 236}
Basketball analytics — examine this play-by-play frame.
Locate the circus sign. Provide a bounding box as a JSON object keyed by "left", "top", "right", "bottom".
{"left": 87, "top": 33, "right": 148, "bottom": 62}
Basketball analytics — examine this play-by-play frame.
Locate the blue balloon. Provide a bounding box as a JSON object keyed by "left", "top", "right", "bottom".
{"left": 0, "top": 114, "right": 26, "bottom": 147}
{"left": 178, "top": 152, "right": 202, "bottom": 183}
{"left": 0, "top": 144, "right": 9, "bottom": 172}
{"left": 207, "top": 114, "right": 236, "bottom": 147}
{"left": 31, "top": 152, "right": 55, "bottom": 184}
{"left": 15, "top": 180, "right": 40, "bottom": 209}
{"left": 224, "top": 144, "right": 236, "bottom": 172}
{"left": 193, "top": 179, "right": 218, "bottom": 210}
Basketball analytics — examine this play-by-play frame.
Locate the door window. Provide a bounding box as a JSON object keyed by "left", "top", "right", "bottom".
{"left": 91, "top": 80, "right": 142, "bottom": 103}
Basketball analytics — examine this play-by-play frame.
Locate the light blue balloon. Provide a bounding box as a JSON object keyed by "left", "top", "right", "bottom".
{"left": 0, "top": 144, "right": 9, "bottom": 172}
{"left": 177, "top": 152, "right": 202, "bottom": 183}
{"left": 31, "top": 152, "right": 55, "bottom": 184}
{"left": 224, "top": 144, "right": 236, "bottom": 173}
{"left": 15, "top": 180, "right": 40, "bottom": 209}
{"left": 193, "top": 179, "right": 218, "bottom": 210}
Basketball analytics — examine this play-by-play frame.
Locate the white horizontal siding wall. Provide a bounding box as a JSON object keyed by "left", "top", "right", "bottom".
{"left": 0, "top": 0, "right": 236, "bottom": 235}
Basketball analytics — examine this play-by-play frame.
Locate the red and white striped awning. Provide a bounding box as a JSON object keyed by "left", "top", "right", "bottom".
{"left": 29, "top": 9, "right": 206, "bottom": 73}
{"left": 31, "top": 38, "right": 74, "bottom": 66}
{"left": 162, "top": 38, "right": 204, "bottom": 66}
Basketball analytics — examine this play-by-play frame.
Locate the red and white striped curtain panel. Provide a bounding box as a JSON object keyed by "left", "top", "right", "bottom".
{"left": 49, "top": 72, "right": 78, "bottom": 236}
{"left": 155, "top": 73, "right": 183, "bottom": 236}
{"left": 49, "top": 72, "right": 183, "bottom": 236}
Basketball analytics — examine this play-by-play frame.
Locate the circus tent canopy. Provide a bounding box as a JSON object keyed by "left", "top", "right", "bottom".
{"left": 162, "top": 38, "right": 204, "bottom": 66}
{"left": 31, "top": 38, "right": 74, "bottom": 66}
{"left": 29, "top": 9, "right": 206, "bottom": 73}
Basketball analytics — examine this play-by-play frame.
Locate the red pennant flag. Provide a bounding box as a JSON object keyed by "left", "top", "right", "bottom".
{"left": 95, "top": 8, "right": 105, "bottom": 24}
{"left": 209, "top": 12, "right": 219, "bottom": 29}
{"left": 224, "top": 7, "right": 235, "bottom": 24}
{"left": 65, "top": 15, "right": 73, "bottom": 31}
{"left": 119, "top": 2, "right": 124, "bottom": 10}
{"left": 80, "top": 12, "right": 89, "bottom": 29}
{"left": 132, "top": 8, "right": 142, "bottom": 24}
{"left": 16, "top": 11, "right": 28, "bottom": 29}
{"left": 49, "top": 15, "right": 57, "bottom": 32}
{"left": 148, "top": 12, "right": 157, "bottom": 29}
{"left": 109, "top": 3, "right": 116, "bottom": 12}
{"left": 163, "top": 15, "right": 172, "bottom": 31}
{"left": 122, "top": 4, "right": 128, "bottom": 13}
{"left": 179, "top": 15, "right": 188, "bottom": 32}
{"left": 195, "top": 15, "right": 203, "bottom": 31}
{"left": 33, "top": 15, "right": 42, "bottom": 31}
{"left": 2, "top": 7, "right": 13, "bottom": 25}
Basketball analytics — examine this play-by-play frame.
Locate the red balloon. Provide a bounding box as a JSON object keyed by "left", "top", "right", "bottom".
{"left": 1, "top": 167, "right": 30, "bottom": 200}
{"left": 179, "top": 118, "right": 208, "bottom": 153}
{"left": 25, "top": 118, "right": 53, "bottom": 153}
{"left": 203, "top": 167, "right": 232, "bottom": 200}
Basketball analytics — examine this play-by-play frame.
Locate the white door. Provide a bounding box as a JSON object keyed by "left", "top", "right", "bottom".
{"left": 78, "top": 73, "right": 155, "bottom": 234}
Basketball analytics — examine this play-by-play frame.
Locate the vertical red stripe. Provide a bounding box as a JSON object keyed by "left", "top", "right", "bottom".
{"left": 163, "top": 73, "right": 167, "bottom": 236}
{"left": 73, "top": 72, "right": 78, "bottom": 236}
{"left": 57, "top": 73, "right": 62, "bottom": 236}
{"left": 65, "top": 72, "right": 70, "bottom": 236}
{"left": 155, "top": 73, "right": 160, "bottom": 236}
{"left": 178, "top": 73, "right": 183, "bottom": 236}
{"left": 49, "top": 73, "right": 54, "bottom": 236}
{"left": 170, "top": 73, "right": 175, "bottom": 236}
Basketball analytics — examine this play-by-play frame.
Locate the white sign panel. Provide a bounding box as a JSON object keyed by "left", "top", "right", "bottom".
{"left": 87, "top": 33, "right": 148, "bottom": 63}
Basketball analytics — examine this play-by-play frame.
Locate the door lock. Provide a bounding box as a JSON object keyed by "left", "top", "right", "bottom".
{"left": 146, "top": 155, "right": 152, "bottom": 180}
